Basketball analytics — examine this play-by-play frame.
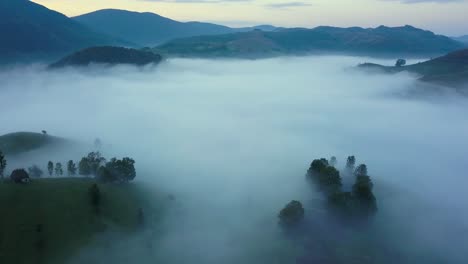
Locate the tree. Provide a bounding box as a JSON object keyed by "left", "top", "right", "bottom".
{"left": 47, "top": 161, "right": 54, "bottom": 177}
{"left": 67, "top": 160, "right": 77, "bottom": 176}
{"left": 105, "top": 157, "right": 136, "bottom": 182}
{"left": 346, "top": 156, "right": 356, "bottom": 172}
{"left": 330, "top": 156, "right": 337, "bottom": 167}
{"left": 307, "top": 158, "right": 342, "bottom": 194}
{"left": 28, "top": 165, "right": 43, "bottom": 178}
{"left": 41, "top": 130, "right": 47, "bottom": 136}
{"left": 395, "top": 59, "right": 406, "bottom": 67}
{"left": 352, "top": 175, "right": 377, "bottom": 215}
{"left": 55, "top": 162, "right": 63, "bottom": 177}
{"left": 79, "top": 152, "right": 106, "bottom": 176}
{"left": 10, "top": 169, "right": 30, "bottom": 183}
{"left": 0, "top": 150, "right": 6, "bottom": 180}
{"left": 96, "top": 166, "right": 116, "bottom": 183}
{"left": 279, "top": 200, "right": 305, "bottom": 226}
{"left": 354, "top": 164, "right": 368, "bottom": 177}
{"left": 88, "top": 184, "right": 101, "bottom": 214}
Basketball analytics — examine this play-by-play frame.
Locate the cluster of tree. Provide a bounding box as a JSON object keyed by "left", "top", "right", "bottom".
{"left": 306, "top": 156, "right": 377, "bottom": 218}
{"left": 79, "top": 152, "right": 136, "bottom": 183}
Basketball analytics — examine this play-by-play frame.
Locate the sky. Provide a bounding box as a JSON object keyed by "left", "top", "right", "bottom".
{"left": 32, "top": 0, "right": 468, "bottom": 36}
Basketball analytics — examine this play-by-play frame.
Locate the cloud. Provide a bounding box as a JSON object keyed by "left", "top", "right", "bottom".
{"left": 382, "top": 0, "right": 465, "bottom": 4}
{"left": 1, "top": 56, "right": 467, "bottom": 264}
{"left": 265, "top": 1, "right": 313, "bottom": 9}
{"left": 140, "top": 0, "right": 252, "bottom": 3}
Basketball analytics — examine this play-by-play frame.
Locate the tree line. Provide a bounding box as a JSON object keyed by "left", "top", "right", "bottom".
{"left": 0, "top": 150, "right": 136, "bottom": 184}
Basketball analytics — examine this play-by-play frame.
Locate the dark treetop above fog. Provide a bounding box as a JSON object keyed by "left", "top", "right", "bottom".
{"left": 49, "top": 46, "right": 163, "bottom": 68}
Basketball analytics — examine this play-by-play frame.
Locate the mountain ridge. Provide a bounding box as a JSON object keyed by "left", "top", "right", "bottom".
{"left": 153, "top": 25, "right": 464, "bottom": 58}
{"left": 0, "top": 0, "right": 130, "bottom": 63}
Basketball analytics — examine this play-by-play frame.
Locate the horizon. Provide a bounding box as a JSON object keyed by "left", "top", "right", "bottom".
{"left": 31, "top": 0, "right": 468, "bottom": 36}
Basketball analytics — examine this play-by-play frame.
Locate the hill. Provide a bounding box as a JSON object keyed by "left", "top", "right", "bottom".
{"left": 359, "top": 49, "right": 468, "bottom": 88}
{"left": 154, "top": 25, "right": 464, "bottom": 58}
{"left": 0, "top": 178, "right": 164, "bottom": 264}
{"left": 73, "top": 9, "right": 235, "bottom": 47}
{"left": 49, "top": 46, "right": 163, "bottom": 68}
{"left": 453, "top": 35, "right": 468, "bottom": 44}
{"left": 0, "top": 132, "right": 68, "bottom": 156}
{"left": 0, "top": 0, "right": 127, "bottom": 63}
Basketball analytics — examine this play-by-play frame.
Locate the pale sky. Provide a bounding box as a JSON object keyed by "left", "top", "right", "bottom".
{"left": 31, "top": 0, "right": 468, "bottom": 36}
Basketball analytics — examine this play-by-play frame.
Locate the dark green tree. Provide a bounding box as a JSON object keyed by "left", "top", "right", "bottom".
{"left": 28, "top": 165, "right": 43, "bottom": 178}
{"left": 352, "top": 175, "right": 377, "bottom": 215}
{"left": 105, "top": 157, "right": 136, "bottom": 182}
{"left": 395, "top": 59, "right": 406, "bottom": 67}
{"left": 55, "top": 163, "right": 63, "bottom": 176}
{"left": 346, "top": 156, "right": 356, "bottom": 172}
{"left": 279, "top": 200, "right": 305, "bottom": 226}
{"left": 67, "top": 160, "right": 77, "bottom": 176}
{"left": 79, "top": 152, "right": 106, "bottom": 176}
{"left": 47, "top": 161, "right": 54, "bottom": 176}
{"left": 354, "top": 164, "right": 368, "bottom": 177}
{"left": 0, "top": 150, "right": 6, "bottom": 180}
{"left": 307, "top": 158, "right": 342, "bottom": 194}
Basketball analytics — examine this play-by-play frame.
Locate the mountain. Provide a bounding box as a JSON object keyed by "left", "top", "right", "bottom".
{"left": 49, "top": 46, "right": 163, "bottom": 68}
{"left": 154, "top": 25, "right": 464, "bottom": 58}
{"left": 0, "top": 0, "right": 127, "bottom": 63}
{"left": 73, "top": 9, "right": 236, "bottom": 47}
{"left": 359, "top": 49, "right": 468, "bottom": 88}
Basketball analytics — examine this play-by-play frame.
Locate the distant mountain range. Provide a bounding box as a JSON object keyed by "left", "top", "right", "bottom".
{"left": 154, "top": 25, "right": 465, "bottom": 58}
{"left": 0, "top": 0, "right": 466, "bottom": 63}
{"left": 359, "top": 49, "right": 468, "bottom": 89}
{"left": 73, "top": 9, "right": 229, "bottom": 47}
{"left": 0, "top": 0, "right": 127, "bottom": 63}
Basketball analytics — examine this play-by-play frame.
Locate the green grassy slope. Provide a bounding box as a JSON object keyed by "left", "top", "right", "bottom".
{"left": 0, "top": 132, "right": 68, "bottom": 155}
{"left": 0, "top": 178, "right": 163, "bottom": 264}
{"left": 359, "top": 49, "right": 468, "bottom": 88}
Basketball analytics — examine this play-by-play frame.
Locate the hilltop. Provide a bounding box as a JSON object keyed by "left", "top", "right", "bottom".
{"left": 154, "top": 25, "right": 464, "bottom": 58}
{"left": 49, "top": 46, "right": 163, "bottom": 68}
{"left": 359, "top": 49, "right": 468, "bottom": 88}
{"left": 73, "top": 9, "right": 234, "bottom": 47}
{"left": 0, "top": 132, "right": 69, "bottom": 156}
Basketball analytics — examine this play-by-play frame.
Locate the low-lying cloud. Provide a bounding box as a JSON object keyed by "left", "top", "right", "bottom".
{"left": 0, "top": 56, "right": 467, "bottom": 263}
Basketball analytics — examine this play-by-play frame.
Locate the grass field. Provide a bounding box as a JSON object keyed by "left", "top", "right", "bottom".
{"left": 0, "top": 178, "right": 165, "bottom": 264}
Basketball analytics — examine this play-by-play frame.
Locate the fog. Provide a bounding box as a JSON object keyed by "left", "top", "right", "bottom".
{"left": 1, "top": 56, "right": 468, "bottom": 263}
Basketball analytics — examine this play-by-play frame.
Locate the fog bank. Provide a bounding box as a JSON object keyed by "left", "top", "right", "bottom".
{"left": 1, "top": 56, "right": 467, "bottom": 263}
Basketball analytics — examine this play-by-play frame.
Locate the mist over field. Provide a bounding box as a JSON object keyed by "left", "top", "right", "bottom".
{"left": 1, "top": 56, "right": 468, "bottom": 263}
